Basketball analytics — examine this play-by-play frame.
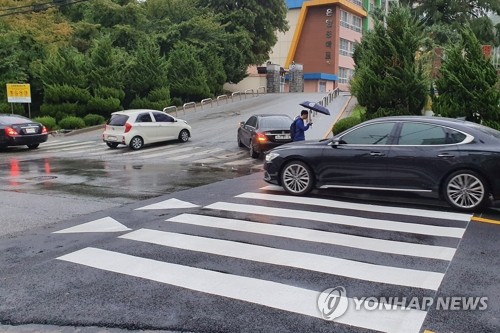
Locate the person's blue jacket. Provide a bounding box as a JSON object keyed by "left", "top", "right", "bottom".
{"left": 292, "top": 117, "right": 311, "bottom": 141}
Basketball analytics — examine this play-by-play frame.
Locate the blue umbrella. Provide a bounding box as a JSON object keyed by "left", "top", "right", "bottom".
{"left": 299, "top": 101, "right": 331, "bottom": 115}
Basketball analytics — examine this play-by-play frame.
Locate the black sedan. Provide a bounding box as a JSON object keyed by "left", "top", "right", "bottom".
{"left": 0, "top": 114, "right": 48, "bottom": 150}
{"left": 238, "top": 114, "right": 293, "bottom": 158}
{"left": 264, "top": 116, "right": 500, "bottom": 211}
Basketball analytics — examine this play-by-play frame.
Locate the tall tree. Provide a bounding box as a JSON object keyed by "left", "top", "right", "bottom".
{"left": 167, "top": 42, "right": 210, "bottom": 102}
{"left": 433, "top": 26, "right": 500, "bottom": 125}
{"left": 198, "top": 0, "right": 289, "bottom": 65}
{"left": 351, "top": 6, "right": 428, "bottom": 117}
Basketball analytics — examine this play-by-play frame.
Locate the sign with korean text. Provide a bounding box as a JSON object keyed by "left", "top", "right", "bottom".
{"left": 6, "top": 83, "right": 31, "bottom": 103}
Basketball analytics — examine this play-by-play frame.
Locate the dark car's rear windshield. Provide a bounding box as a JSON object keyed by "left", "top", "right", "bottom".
{"left": 0, "top": 115, "right": 31, "bottom": 125}
{"left": 107, "top": 114, "right": 129, "bottom": 126}
{"left": 259, "top": 116, "right": 293, "bottom": 130}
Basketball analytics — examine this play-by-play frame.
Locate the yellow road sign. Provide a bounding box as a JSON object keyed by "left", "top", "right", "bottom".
{"left": 6, "top": 83, "right": 31, "bottom": 103}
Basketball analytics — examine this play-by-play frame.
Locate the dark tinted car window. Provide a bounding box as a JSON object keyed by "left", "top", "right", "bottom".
{"left": 136, "top": 113, "right": 153, "bottom": 123}
{"left": 446, "top": 129, "right": 466, "bottom": 143}
{"left": 246, "top": 116, "right": 257, "bottom": 128}
{"left": 341, "top": 122, "right": 394, "bottom": 145}
{"left": 259, "top": 116, "right": 293, "bottom": 130}
{"left": 399, "top": 123, "right": 448, "bottom": 145}
{"left": 0, "top": 115, "right": 31, "bottom": 125}
{"left": 153, "top": 112, "right": 173, "bottom": 122}
{"left": 107, "top": 114, "right": 129, "bottom": 126}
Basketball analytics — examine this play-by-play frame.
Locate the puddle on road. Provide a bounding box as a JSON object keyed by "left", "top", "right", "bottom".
{"left": 0, "top": 157, "right": 258, "bottom": 200}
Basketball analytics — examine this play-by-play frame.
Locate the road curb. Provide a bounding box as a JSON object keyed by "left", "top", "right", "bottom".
{"left": 63, "top": 124, "right": 104, "bottom": 136}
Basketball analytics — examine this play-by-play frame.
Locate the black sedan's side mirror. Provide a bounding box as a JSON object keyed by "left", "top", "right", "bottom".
{"left": 330, "top": 138, "right": 344, "bottom": 147}
{"left": 239, "top": 121, "right": 245, "bottom": 127}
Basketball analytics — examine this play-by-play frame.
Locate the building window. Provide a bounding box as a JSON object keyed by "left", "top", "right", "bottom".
{"left": 347, "top": 0, "right": 363, "bottom": 7}
{"left": 339, "top": 10, "right": 362, "bottom": 33}
{"left": 339, "top": 39, "right": 355, "bottom": 57}
{"left": 339, "top": 67, "right": 354, "bottom": 84}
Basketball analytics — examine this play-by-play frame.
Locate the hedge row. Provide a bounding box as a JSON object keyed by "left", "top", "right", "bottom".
{"left": 33, "top": 114, "right": 105, "bottom": 131}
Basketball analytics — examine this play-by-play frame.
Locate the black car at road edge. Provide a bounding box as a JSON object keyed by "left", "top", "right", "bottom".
{"left": 264, "top": 116, "right": 500, "bottom": 211}
{"left": 238, "top": 114, "right": 294, "bottom": 158}
{"left": 0, "top": 114, "right": 48, "bottom": 150}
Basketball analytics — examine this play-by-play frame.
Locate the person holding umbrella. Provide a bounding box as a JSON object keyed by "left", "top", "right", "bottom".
{"left": 291, "top": 110, "right": 313, "bottom": 141}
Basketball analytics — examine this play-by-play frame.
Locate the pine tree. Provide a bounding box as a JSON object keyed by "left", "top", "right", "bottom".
{"left": 433, "top": 26, "right": 500, "bottom": 125}
{"left": 351, "top": 6, "right": 428, "bottom": 118}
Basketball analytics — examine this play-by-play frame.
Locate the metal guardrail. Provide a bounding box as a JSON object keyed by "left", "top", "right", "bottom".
{"left": 163, "top": 106, "right": 178, "bottom": 117}
{"left": 217, "top": 94, "right": 229, "bottom": 106}
{"left": 161, "top": 86, "right": 265, "bottom": 115}
{"left": 231, "top": 91, "right": 242, "bottom": 101}
{"left": 201, "top": 98, "right": 213, "bottom": 109}
{"left": 183, "top": 102, "right": 196, "bottom": 113}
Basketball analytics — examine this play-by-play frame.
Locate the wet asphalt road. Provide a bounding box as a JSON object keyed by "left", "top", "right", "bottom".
{"left": 0, "top": 94, "right": 499, "bottom": 332}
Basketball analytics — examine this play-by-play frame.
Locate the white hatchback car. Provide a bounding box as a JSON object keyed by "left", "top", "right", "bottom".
{"left": 102, "top": 109, "right": 191, "bottom": 150}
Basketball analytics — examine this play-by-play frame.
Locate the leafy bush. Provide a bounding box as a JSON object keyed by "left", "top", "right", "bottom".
{"left": 58, "top": 116, "right": 85, "bottom": 129}
{"left": 171, "top": 97, "right": 183, "bottom": 107}
{"left": 33, "top": 116, "right": 57, "bottom": 130}
{"left": 44, "top": 84, "right": 91, "bottom": 104}
{"left": 40, "top": 103, "right": 87, "bottom": 120}
{"left": 332, "top": 116, "right": 363, "bottom": 135}
{"left": 86, "top": 97, "right": 121, "bottom": 117}
{"left": 93, "top": 86, "right": 125, "bottom": 100}
{"left": 83, "top": 113, "right": 106, "bottom": 126}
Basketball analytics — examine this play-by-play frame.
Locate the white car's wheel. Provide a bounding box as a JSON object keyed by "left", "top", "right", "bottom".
{"left": 129, "top": 136, "right": 144, "bottom": 150}
{"left": 443, "top": 170, "right": 488, "bottom": 211}
{"left": 280, "top": 161, "right": 313, "bottom": 195}
{"left": 178, "top": 129, "right": 190, "bottom": 143}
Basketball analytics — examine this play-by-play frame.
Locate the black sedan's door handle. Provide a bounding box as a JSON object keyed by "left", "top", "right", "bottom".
{"left": 437, "top": 153, "right": 454, "bottom": 157}
{"left": 370, "top": 152, "right": 385, "bottom": 156}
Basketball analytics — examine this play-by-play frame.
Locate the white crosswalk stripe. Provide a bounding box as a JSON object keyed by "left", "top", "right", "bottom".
{"left": 32, "top": 139, "right": 250, "bottom": 165}
{"left": 57, "top": 190, "right": 470, "bottom": 333}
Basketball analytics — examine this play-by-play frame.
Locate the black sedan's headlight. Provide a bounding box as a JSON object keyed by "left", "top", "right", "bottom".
{"left": 265, "top": 152, "right": 280, "bottom": 162}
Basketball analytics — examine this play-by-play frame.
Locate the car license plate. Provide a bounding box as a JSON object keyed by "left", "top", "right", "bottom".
{"left": 276, "top": 135, "right": 290, "bottom": 140}
{"left": 107, "top": 136, "right": 117, "bottom": 142}
{"left": 25, "top": 128, "right": 36, "bottom": 134}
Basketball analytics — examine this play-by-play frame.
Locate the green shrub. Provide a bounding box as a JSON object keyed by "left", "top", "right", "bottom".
{"left": 93, "top": 86, "right": 125, "bottom": 100}
{"left": 332, "top": 116, "right": 363, "bottom": 135}
{"left": 58, "top": 116, "right": 85, "bottom": 129}
{"left": 83, "top": 113, "right": 106, "bottom": 126}
{"left": 129, "top": 97, "right": 162, "bottom": 110}
{"left": 44, "top": 84, "right": 91, "bottom": 104}
{"left": 33, "top": 116, "right": 57, "bottom": 130}
{"left": 86, "top": 97, "right": 121, "bottom": 117}
{"left": 0, "top": 102, "right": 24, "bottom": 113}
{"left": 40, "top": 103, "right": 86, "bottom": 120}
{"left": 171, "top": 97, "right": 183, "bottom": 107}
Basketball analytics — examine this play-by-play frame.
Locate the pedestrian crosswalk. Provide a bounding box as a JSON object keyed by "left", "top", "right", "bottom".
{"left": 25, "top": 139, "right": 256, "bottom": 167}
{"left": 56, "top": 186, "right": 472, "bottom": 333}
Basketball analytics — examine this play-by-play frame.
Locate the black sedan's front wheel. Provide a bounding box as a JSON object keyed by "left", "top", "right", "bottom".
{"left": 280, "top": 160, "right": 314, "bottom": 195}
{"left": 443, "top": 170, "right": 488, "bottom": 211}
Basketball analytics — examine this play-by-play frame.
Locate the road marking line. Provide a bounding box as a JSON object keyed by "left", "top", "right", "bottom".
{"left": 40, "top": 140, "right": 75, "bottom": 147}
{"left": 121, "top": 229, "right": 444, "bottom": 290}
{"left": 139, "top": 146, "right": 198, "bottom": 159}
{"left": 205, "top": 202, "right": 465, "bottom": 238}
{"left": 43, "top": 143, "right": 98, "bottom": 152}
{"left": 58, "top": 247, "right": 427, "bottom": 333}
{"left": 237, "top": 192, "right": 472, "bottom": 222}
{"left": 471, "top": 216, "right": 500, "bottom": 225}
{"left": 122, "top": 144, "right": 190, "bottom": 156}
{"left": 167, "top": 214, "right": 456, "bottom": 260}
{"left": 168, "top": 148, "right": 224, "bottom": 160}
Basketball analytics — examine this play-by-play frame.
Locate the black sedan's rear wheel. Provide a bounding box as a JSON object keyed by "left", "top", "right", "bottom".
{"left": 249, "top": 140, "right": 259, "bottom": 158}
{"left": 443, "top": 170, "right": 488, "bottom": 211}
{"left": 280, "top": 161, "right": 313, "bottom": 195}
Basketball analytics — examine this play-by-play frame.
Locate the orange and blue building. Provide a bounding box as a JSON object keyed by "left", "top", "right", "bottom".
{"left": 226, "top": 0, "right": 382, "bottom": 93}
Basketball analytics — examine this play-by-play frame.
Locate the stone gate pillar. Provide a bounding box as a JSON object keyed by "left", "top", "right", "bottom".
{"left": 266, "top": 63, "right": 281, "bottom": 93}
{"left": 289, "top": 63, "right": 304, "bottom": 92}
